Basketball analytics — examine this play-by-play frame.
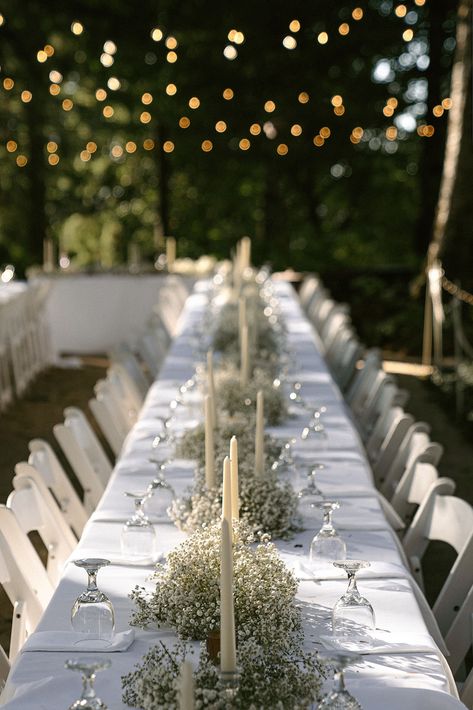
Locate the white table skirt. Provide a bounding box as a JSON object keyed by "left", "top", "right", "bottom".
{"left": 2, "top": 280, "right": 466, "bottom": 709}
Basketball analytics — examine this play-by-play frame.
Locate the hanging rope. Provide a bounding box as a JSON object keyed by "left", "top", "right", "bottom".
{"left": 441, "top": 276, "right": 473, "bottom": 306}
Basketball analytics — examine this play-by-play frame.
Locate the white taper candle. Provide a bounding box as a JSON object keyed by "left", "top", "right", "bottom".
{"left": 255, "top": 390, "right": 265, "bottom": 477}
{"left": 204, "top": 394, "right": 215, "bottom": 488}
{"left": 178, "top": 660, "right": 195, "bottom": 710}
{"left": 230, "top": 436, "right": 240, "bottom": 522}
{"left": 207, "top": 350, "right": 218, "bottom": 429}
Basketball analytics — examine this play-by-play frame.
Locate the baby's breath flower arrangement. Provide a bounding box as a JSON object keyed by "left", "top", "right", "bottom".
{"left": 130, "top": 522, "right": 300, "bottom": 648}
{"left": 168, "top": 472, "right": 300, "bottom": 540}
{"left": 175, "top": 414, "right": 281, "bottom": 473}
{"left": 212, "top": 301, "right": 278, "bottom": 360}
{"left": 215, "top": 367, "right": 287, "bottom": 425}
{"left": 122, "top": 637, "right": 324, "bottom": 709}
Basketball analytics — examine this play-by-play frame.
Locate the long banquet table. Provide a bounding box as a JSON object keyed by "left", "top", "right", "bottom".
{"left": 2, "top": 279, "right": 466, "bottom": 709}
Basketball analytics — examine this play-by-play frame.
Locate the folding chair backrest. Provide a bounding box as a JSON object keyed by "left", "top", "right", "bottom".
{"left": 367, "top": 406, "right": 414, "bottom": 467}
{"left": 403, "top": 488, "right": 473, "bottom": 634}
{"left": 444, "top": 583, "right": 473, "bottom": 677}
{"left": 109, "top": 344, "right": 149, "bottom": 398}
{"left": 378, "top": 426, "right": 441, "bottom": 496}
{"left": 345, "top": 351, "right": 382, "bottom": 411}
{"left": 390, "top": 461, "right": 452, "bottom": 522}
{"left": 89, "top": 389, "right": 126, "bottom": 458}
{"left": 138, "top": 330, "right": 167, "bottom": 379}
{"left": 0, "top": 643, "right": 9, "bottom": 697}
{"left": 0, "top": 506, "right": 54, "bottom": 660}
{"left": 299, "top": 275, "right": 321, "bottom": 310}
{"left": 107, "top": 364, "right": 142, "bottom": 426}
{"left": 28, "top": 438, "right": 87, "bottom": 538}
{"left": 63, "top": 407, "right": 112, "bottom": 485}
{"left": 8, "top": 467, "right": 77, "bottom": 585}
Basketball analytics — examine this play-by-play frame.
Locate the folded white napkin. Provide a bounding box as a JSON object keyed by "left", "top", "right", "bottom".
{"left": 319, "top": 630, "right": 438, "bottom": 655}
{"left": 21, "top": 628, "right": 135, "bottom": 653}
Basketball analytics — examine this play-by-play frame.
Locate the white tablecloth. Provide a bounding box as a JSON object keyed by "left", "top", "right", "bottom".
{"left": 2, "top": 280, "right": 465, "bottom": 709}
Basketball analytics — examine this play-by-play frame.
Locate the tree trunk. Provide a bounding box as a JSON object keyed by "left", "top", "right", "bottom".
{"left": 414, "top": 0, "right": 456, "bottom": 256}
{"left": 430, "top": 0, "right": 472, "bottom": 280}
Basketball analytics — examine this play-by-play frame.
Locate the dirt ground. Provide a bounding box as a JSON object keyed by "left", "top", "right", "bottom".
{"left": 0, "top": 360, "right": 472, "bottom": 654}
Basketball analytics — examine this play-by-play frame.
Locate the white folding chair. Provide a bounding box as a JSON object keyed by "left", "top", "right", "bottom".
{"left": 298, "top": 275, "right": 320, "bottom": 309}
{"left": 138, "top": 329, "right": 167, "bottom": 379}
{"left": 7, "top": 467, "right": 77, "bottom": 586}
{"left": 53, "top": 408, "right": 110, "bottom": 512}
{"left": 366, "top": 406, "right": 414, "bottom": 470}
{"left": 0, "top": 506, "right": 54, "bottom": 660}
{"left": 403, "top": 487, "right": 473, "bottom": 603}
{"left": 378, "top": 428, "right": 443, "bottom": 497}
{"left": 109, "top": 344, "right": 150, "bottom": 398}
{"left": 28, "top": 439, "right": 88, "bottom": 537}
{"left": 390, "top": 461, "right": 455, "bottom": 524}
{"left": 107, "top": 364, "right": 142, "bottom": 428}
{"left": 344, "top": 348, "right": 382, "bottom": 407}
{"left": 0, "top": 643, "right": 9, "bottom": 699}
{"left": 89, "top": 380, "right": 128, "bottom": 457}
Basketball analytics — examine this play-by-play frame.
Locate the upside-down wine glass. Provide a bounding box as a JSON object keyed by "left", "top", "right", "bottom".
{"left": 297, "top": 466, "right": 325, "bottom": 514}
{"left": 146, "top": 467, "right": 175, "bottom": 521}
{"left": 65, "top": 657, "right": 111, "bottom": 710}
{"left": 71, "top": 559, "right": 115, "bottom": 644}
{"left": 332, "top": 561, "right": 375, "bottom": 642}
{"left": 309, "top": 501, "right": 347, "bottom": 571}
{"left": 317, "top": 651, "right": 363, "bottom": 709}
{"left": 120, "top": 491, "right": 157, "bottom": 560}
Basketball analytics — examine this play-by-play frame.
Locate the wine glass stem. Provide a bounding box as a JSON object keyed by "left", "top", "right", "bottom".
{"left": 134, "top": 499, "right": 146, "bottom": 521}
{"left": 347, "top": 572, "right": 358, "bottom": 594}
{"left": 82, "top": 672, "right": 97, "bottom": 701}
{"left": 333, "top": 670, "right": 346, "bottom": 694}
{"left": 322, "top": 510, "right": 333, "bottom": 532}
{"left": 86, "top": 570, "right": 98, "bottom": 593}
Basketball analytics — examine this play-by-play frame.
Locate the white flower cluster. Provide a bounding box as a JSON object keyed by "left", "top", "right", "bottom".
{"left": 215, "top": 366, "right": 287, "bottom": 426}
{"left": 130, "top": 522, "right": 300, "bottom": 648}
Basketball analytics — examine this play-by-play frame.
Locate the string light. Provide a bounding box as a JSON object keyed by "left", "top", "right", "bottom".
{"left": 3, "top": 78, "right": 14, "bottom": 90}
{"left": 334, "top": 105, "right": 345, "bottom": 115}
{"left": 50, "top": 84, "right": 61, "bottom": 95}
{"left": 331, "top": 95, "right": 343, "bottom": 107}
{"left": 317, "top": 32, "right": 328, "bottom": 44}
{"left": 320, "top": 126, "right": 331, "bottom": 138}
{"left": 49, "top": 70, "right": 62, "bottom": 83}
{"left": 313, "top": 135, "right": 324, "bottom": 146}
{"left": 151, "top": 28, "right": 163, "bottom": 41}
{"left": 250, "top": 123, "right": 261, "bottom": 135}
{"left": 16, "top": 155, "right": 28, "bottom": 167}
{"left": 140, "top": 111, "right": 152, "bottom": 123}
{"left": 80, "top": 150, "right": 91, "bottom": 161}
{"left": 71, "top": 21, "right": 84, "bottom": 35}
{"left": 166, "top": 36, "right": 178, "bottom": 49}
{"left": 414, "top": 0, "right": 425, "bottom": 5}
{"left": 96, "top": 88, "right": 107, "bottom": 101}
{"left": 433, "top": 105, "right": 444, "bottom": 117}
{"left": 215, "top": 121, "right": 227, "bottom": 133}
{"left": 223, "top": 88, "right": 234, "bottom": 100}
{"left": 86, "top": 142, "right": 97, "bottom": 153}
{"left": 202, "top": 140, "right": 213, "bottom": 152}
{"left": 403, "top": 29, "right": 413, "bottom": 41}
{"left": 234, "top": 32, "right": 245, "bottom": 44}
{"left": 352, "top": 8, "right": 363, "bottom": 20}
{"left": 126, "top": 141, "right": 137, "bottom": 153}
{"left": 111, "top": 145, "right": 123, "bottom": 158}
{"left": 298, "top": 91, "right": 309, "bottom": 103}
{"left": 103, "top": 105, "right": 114, "bottom": 118}
{"left": 0, "top": 14, "right": 4, "bottom": 25}
{"left": 163, "top": 141, "right": 175, "bottom": 153}
{"left": 167, "top": 51, "right": 178, "bottom": 63}
{"left": 239, "top": 138, "right": 250, "bottom": 150}
{"left": 143, "top": 139, "right": 155, "bottom": 150}
{"left": 48, "top": 154, "right": 59, "bottom": 165}
{"left": 227, "top": 29, "right": 238, "bottom": 41}
{"left": 442, "top": 97, "right": 452, "bottom": 109}
{"left": 395, "top": 4, "right": 407, "bottom": 17}
{"left": 166, "top": 83, "right": 177, "bottom": 96}
{"left": 107, "top": 77, "right": 121, "bottom": 90}
{"left": 6, "top": 141, "right": 17, "bottom": 152}
{"left": 290, "top": 124, "right": 302, "bottom": 136}
{"left": 387, "top": 97, "right": 398, "bottom": 108}
{"left": 386, "top": 126, "right": 397, "bottom": 140}
{"left": 103, "top": 41, "right": 117, "bottom": 54}
{"left": 142, "top": 92, "right": 153, "bottom": 105}
{"left": 417, "top": 124, "right": 435, "bottom": 137}
{"left": 223, "top": 45, "right": 238, "bottom": 60}
{"left": 283, "top": 36, "right": 297, "bottom": 49}
{"left": 100, "top": 53, "right": 114, "bottom": 67}
{"left": 189, "top": 96, "right": 200, "bottom": 109}
{"left": 352, "top": 126, "right": 364, "bottom": 139}
{"left": 62, "top": 98, "right": 73, "bottom": 111}
{"left": 277, "top": 143, "right": 288, "bottom": 155}
{"left": 44, "top": 45, "right": 55, "bottom": 57}
{"left": 289, "top": 20, "right": 300, "bottom": 32}
{"left": 37, "top": 50, "right": 48, "bottom": 63}
{"left": 21, "top": 90, "right": 32, "bottom": 103}
{"left": 179, "top": 116, "right": 191, "bottom": 128}
{"left": 264, "top": 100, "right": 276, "bottom": 112}
{"left": 339, "top": 23, "right": 350, "bottom": 35}
{"left": 47, "top": 141, "right": 58, "bottom": 153}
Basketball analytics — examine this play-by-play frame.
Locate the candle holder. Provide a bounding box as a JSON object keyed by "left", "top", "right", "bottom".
{"left": 220, "top": 669, "right": 241, "bottom": 701}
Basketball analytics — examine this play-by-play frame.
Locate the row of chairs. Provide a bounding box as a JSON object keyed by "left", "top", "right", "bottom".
{"left": 300, "top": 274, "right": 473, "bottom": 706}
{"left": 0, "top": 279, "right": 190, "bottom": 697}
{"left": 0, "top": 281, "right": 52, "bottom": 411}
